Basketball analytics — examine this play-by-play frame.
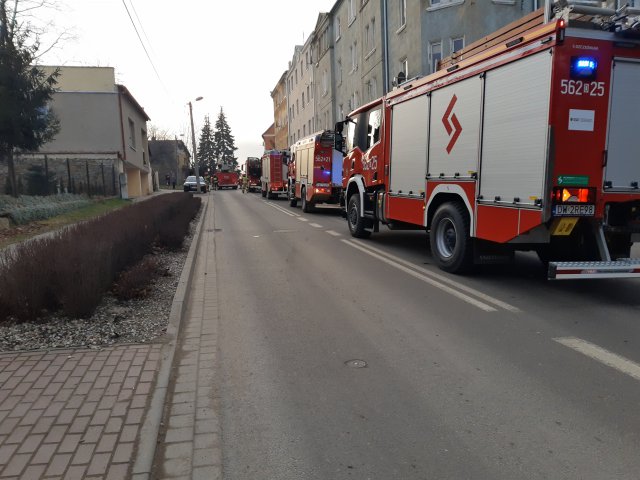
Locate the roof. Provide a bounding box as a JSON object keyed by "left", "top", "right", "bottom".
{"left": 116, "top": 84, "right": 151, "bottom": 121}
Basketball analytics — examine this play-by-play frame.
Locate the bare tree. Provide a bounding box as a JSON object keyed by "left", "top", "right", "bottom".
{"left": 148, "top": 125, "right": 173, "bottom": 141}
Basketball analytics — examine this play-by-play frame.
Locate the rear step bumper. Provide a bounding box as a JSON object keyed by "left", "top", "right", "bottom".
{"left": 549, "top": 259, "right": 640, "bottom": 280}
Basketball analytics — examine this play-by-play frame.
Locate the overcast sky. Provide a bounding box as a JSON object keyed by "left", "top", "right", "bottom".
{"left": 36, "top": 0, "right": 336, "bottom": 162}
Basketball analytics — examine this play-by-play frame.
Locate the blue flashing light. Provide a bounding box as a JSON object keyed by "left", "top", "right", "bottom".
{"left": 571, "top": 56, "right": 598, "bottom": 79}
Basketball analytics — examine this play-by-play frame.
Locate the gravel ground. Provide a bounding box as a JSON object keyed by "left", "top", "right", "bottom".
{"left": 0, "top": 211, "right": 199, "bottom": 352}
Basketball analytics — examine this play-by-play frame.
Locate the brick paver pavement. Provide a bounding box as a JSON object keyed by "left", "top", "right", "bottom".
{"left": 0, "top": 192, "right": 216, "bottom": 480}
{"left": 152, "top": 195, "right": 222, "bottom": 480}
{"left": 0, "top": 345, "right": 160, "bottom": 479}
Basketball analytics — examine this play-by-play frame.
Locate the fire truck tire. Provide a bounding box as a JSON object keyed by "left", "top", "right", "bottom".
{"left": 430, "top": 202, "right": 473, "bottom": 273}
{"left": 301, "top": 188, "right": 314, "bottom": 213}
{"left": 289, "top": 186, "right": 297, "bottom": 207}
{"left": 347, "top": 194, "right": 371, "bottom": 238}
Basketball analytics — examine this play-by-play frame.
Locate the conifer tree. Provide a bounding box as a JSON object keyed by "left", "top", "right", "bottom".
{"left": 197, "top": 115, "right": 216, "bottom": 174}
{"left": 0, "top": 0, "right": 60, "bottom": 197}
{"left": 212, "top": 108, "right": 237, "bottom": 170}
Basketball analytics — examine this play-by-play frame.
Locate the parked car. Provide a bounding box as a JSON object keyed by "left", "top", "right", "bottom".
{"left": 183, "top": 176, "right": 208, "bottom": 193}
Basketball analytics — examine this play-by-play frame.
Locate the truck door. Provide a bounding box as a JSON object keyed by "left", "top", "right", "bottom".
{"left": 605, "top": 58, "right": 640, "bottom": 190}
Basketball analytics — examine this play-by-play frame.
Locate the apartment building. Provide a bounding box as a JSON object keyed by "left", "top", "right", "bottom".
{"left": 271, "top": 71, "right": 289, "bottom": 150}
{"left": 273, "top": 0, "right": 540, "bottom": 150}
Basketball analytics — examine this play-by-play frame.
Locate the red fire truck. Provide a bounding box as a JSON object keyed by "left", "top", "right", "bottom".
{"left": 245, "top": 157, "right": 262, "bottom": 192}
{"left": 339, "top": 6, "right": 640, "bottom": 279}
{"left": 288, "top": 131, "right": 343, "bottom": 212}
{"left": 261, "top": 150, "right": 289, "bottom": 199}
{"left": 216, "top": 170, "right": 239, "bottom": 190}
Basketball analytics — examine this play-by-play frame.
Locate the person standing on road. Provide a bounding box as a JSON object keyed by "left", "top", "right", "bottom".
{"left": 171, "top": 173, "right": 176, "bottom": 190}
{"left": 213, "top": 175, "right": 219, "bottom": 191}
{"left": 242, "top": 174, "right": 248, "bottom": 193}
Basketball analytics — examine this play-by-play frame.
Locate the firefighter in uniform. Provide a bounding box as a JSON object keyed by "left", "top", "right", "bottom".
{"left": 242, "top": 174, "right": 248, "bottom": 194}
{"left": 212, "top": 175, "right": 218, "bottom": 191}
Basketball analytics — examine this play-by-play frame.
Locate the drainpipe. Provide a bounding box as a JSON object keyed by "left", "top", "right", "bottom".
{"left": 381, "top": 0, "right": 390, "bottom": 95}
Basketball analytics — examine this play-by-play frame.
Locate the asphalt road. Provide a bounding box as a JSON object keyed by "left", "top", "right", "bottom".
{"left": 210, "top": 189, "right": 640, "bottom": 480}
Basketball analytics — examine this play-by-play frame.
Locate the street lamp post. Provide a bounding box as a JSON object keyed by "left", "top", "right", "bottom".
{"left": 188, "top": 96, "right": 204, "bottom": 192}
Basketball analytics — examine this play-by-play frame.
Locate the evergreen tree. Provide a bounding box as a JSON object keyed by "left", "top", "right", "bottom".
{"left": 0, "top": 0, "right": 60, "bottom": 197}
{"left": 213, "top": 108, "right": 237, "bottom": 170}
{"left": 197, "top": 115, "right": 216, "bottom": 174}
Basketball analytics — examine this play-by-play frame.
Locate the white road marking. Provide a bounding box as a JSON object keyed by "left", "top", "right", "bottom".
{"left": 309, "top": 223, "right": 323, "bottom": 228}
{"left": 348, "top": 240, "right": 521, "bottom": 313}
{"left": 326, "top": 230, "right": 342, "bottom": 237}
{"left": 273, "top": 230, "right": 296, "bottom": 233}
{"left": 297, "top": 217, "right": 309, "bottom": 222}
{"left": 264, "top": 201, "right": 299, "bottom": 217}
{"left": 554, "top": 337, "right": 640, "bottom": 382}
{"left": 342, "top": 240, "right": 497, "bottom": 312}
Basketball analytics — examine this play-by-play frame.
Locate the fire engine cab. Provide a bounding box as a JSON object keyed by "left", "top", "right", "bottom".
{"left": 339, "top": 3, "right": 640, "bottom": 279}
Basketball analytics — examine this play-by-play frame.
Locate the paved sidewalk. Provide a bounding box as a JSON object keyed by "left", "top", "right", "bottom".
{"left": 0, "top": 193, "right": 217, "bottom": 479}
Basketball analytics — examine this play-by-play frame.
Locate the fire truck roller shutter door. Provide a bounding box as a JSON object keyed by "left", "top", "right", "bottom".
{"left": 389, "top": 95, "right": 429, "bottom": 196}
{"left": 429, "top": 76, "right": 482, "bottom": 179}
{"left": 605, "top": 59, "right": 640, "bottom": 190}
{"left": 479, "top": 50, "right": 552, "bottom": 205}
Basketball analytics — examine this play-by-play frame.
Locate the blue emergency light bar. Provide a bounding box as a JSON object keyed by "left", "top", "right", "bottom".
{"left": 570, "top": 56, "right": 597, "bottom": 79}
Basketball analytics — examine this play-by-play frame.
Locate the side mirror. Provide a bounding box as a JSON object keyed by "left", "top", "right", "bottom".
{"left": 334, "top": 133, "right": 344, "bottom": 153}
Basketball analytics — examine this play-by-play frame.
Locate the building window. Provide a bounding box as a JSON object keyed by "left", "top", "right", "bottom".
{"left": 335, "top": 16, "right": 341, "bottom": 40}
{"left": 307, "top": 85, "right": 310, "bottom": 100}
{"left": 430, "top": 42, "right": 442, "bottom": 73}
{"left": 322, "top": 70, "right": 328, "bottom": 95}
{"left": 308, "top": 120, "right": 312, "bottom": 134}
{"left": 430, "top": 0, "right": 464, "bottom": 7}
{"left": 302, "top": 93, "right": 305, "bottom": 109}
{"left": 399, "top": 0, "right": 407, "bottom": 28}
{"left": 337, "top": 59, "right": 343, "bottom": 85}
{"left": 303, "top": 125, "right": 306, "bottom": 136}
{"left": 365, "top": 19, "right": 375, "bottom": 55}
{"left": 348, "top": 0, "right": 356, "bottom": 24}
{"left": 367, "top": 78, "right": 377, "bottom": 101}
{"left": 350, "top": 42, "right": 358, "bottom": 72}
{"left": 400, "top": 57, "right": 408, "bottom": 78}
{"left": 141, "top": 129, "right": 147, "bottom": 163}
{"left": 296, "top": 100, "right": 299, "bottom": 115}
{"left": 128, "top": 118, "right": 136, "bottom": 149}
{"left": 451, "top": 36, "right": 464, "bottom": 54}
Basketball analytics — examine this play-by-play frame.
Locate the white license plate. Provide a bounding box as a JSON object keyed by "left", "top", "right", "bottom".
{"left": 553, "top": 204, "right": 595, "bottom": 216}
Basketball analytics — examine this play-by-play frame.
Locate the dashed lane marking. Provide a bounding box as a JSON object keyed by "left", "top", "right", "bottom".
{"left": 297, "top": 217, "right": 309, "bottom": 222}
{"left": 326, "top": 230, "right": 342, "bottom": 237}
{"left": 554, "top": 337, "right": 640, "bottom": 382}
{"left": 309, "top": 223, "right": 323, "bottom": 228}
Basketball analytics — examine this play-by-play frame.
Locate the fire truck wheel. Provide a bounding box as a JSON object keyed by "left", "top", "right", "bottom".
{"left": 347, "top": 194, "right": 371, "bottom": 238}
{"left": 430, "top": 202, "right": 473, "bottom": 273}
{"left": 289, "top": 186, "right": 297, "bottom": 207}
{"left": 302, "top": 188, "right": 314, "bottom": 213}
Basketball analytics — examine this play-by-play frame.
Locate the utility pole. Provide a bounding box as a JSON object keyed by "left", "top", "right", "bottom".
{"left": 188, "top": 96, "right": 203, "bottom": 192}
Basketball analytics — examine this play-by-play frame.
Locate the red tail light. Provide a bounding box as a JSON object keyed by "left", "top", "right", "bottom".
{"left": 552, "top": 187, "right": 595, "bottom": 203}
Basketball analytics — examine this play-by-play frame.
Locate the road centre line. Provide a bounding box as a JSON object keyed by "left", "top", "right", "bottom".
{"left": 309, "top": 223, "right": 323, "bottom": 228}
{"left": 264, "top": 201, "right": 299, "bottom": 217}
{"left": 554, "top": 337, "right": 640, "bottom": 382}
{"left": 326, "top": 230, "right": 342, "bottom": 237}
{"left": 297, "top": 217, "right": 309, "bottom": 222}
{"left": 342, "top": 240, "right": 497, "bottom": 312}
{"left": 348, "top": 240, "right": 521, "bottom": 313}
